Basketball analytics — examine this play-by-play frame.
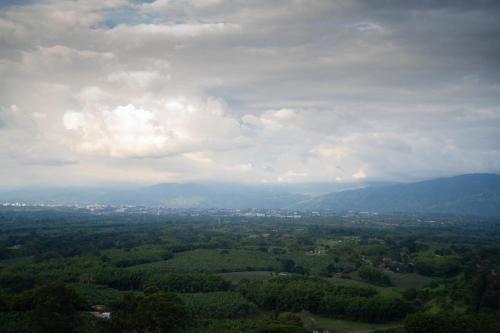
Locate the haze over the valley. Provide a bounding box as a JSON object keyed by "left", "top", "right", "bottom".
{"left": 1, "top": 0, "right": 500, "bottom": 188}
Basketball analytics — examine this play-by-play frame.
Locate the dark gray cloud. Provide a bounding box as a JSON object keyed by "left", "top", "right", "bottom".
{"left": 0, "top": 0, "right": 499, "bottom": 186}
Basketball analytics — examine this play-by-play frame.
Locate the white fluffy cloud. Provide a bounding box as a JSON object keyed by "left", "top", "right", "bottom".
{"left": 0, "top": 0, "right": 500, "bottom": 186}
{"left": 63, "top": 98, "right": 241, "bottom": 158}
{"left": 108, "top": 22, "right": 239, "bottom": 38}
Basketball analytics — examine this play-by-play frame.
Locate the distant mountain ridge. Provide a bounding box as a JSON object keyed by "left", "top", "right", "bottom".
{"left": 297, "top": 174, "right": 500, "bottom": 216}
{"left": 0, "top": 182, "right": 364, "bottom": 209}
{"left": 1, "top": 174, "right": 499, "bottom": 216}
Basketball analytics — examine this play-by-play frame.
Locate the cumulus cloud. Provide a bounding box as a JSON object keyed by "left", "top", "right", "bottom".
{"left": 0, "top": 0, "right": 499, "bottom": 186}
{"left": 63, "top": 98, "right": 241, "bottom": 158}
{"left": 108, "top": 22, "right": 239, "bottom": 37}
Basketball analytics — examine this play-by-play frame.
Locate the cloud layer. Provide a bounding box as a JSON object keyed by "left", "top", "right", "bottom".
{"left": 1, "top": 0, "right": 500, "bottom": 186}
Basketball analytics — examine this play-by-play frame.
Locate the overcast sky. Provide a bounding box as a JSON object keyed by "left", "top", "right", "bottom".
{"left": 1, "top": 0, "right": 500, "bottom": 187}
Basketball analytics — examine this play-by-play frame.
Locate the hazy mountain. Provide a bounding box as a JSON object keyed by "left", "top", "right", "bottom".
{"left": 297, "top": 174, "right": 500, "bottom": 216}
{"left": 2, "top": 175, "right": 499, "bottom": 215}
{"left": 112, "top": 183, "right": 308, "bottom": 208}
{"left": 0, "top": 182, "right": 366, "bottom": 209}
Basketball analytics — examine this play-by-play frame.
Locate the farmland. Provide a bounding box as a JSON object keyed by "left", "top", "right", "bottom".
{"left": 164, "top": 249, "right": 279, "bottom": 273}
{"left": 0, "top": 207, "right": 499, "bottom": 332}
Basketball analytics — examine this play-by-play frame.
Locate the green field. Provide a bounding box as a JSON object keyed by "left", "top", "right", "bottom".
{"left": 179, "top": 291, "right": 257, "bottom": 318}
{"left": 283, "top": 252, "right": 340, "bottom": 274}
{"left": 1, "top": 208, "right": 499, "bottom": 333}
{"left": 217, "top": 271, "right": 275, "bottom": 283}
{"left": 5, "top": 255, "right": 103, "bottom": 281}
{"left": 326, "top": 276, "right": 400, "bottom": 297}
{"left": 101, "top": 244, "right": 166, "bottom": 265}
{"left": 71, "top": 283, "right": 137, "bottom": 305}
{"left": 162, "top": 249, "right": 279, "bottom": 273}
{"left": 125, "top": 259, "right": 169, "bottom": 273}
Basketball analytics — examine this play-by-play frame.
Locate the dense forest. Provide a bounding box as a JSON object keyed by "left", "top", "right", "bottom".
{"left": 0, "top": 207, "right": 499, "bottom": 333}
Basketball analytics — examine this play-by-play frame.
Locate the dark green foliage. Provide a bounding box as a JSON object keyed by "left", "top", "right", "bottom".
{"left": 0, "top": 207, "right": 499, "bottom": 333}
{"left": 151, "top": 273, "right": 231, "bottom": 293}
{"left": 111, "top": 290, "right": 187, "bottom": 333}
{"left": 271, "top": 248, "right": 287, "bottom": 255}
{"left": 164, "top": 248, "right": 279, "bottom": 273}
{"left": 239, "top": 277, "right": 408, "bottom": 322}
{"left": 239, "top": 277, "right": 328, "bottom": 313}
{"left": 135, "top": 292, "right": 186, "bottom": 333}
{"left": 260, "top": 320, "right": 306, "bottom": 333}
{"left": 346, "top": 295, "right": 410, "bottom": 322}
{"left": 183, "top": 319, "right": 305, "bottom": 333}
{"left": 413, "top": 255, "right": 461, "bottom": 277}
{"left": 466, "top": 263, "right": 500, "bottom": 313}
{"left": 17, "top": 227, "right": 158, "bottom": 259}
{"left": 79, "top": 315, "right": 113, "bottom": 333}
{"left": 358, "top": 266, "right": 392, "bottom": 286}
{"left": 277, "top": 312, "right": 303, "bottom": 326}
{"left": 72, "top": 283, "right": 130, "bottom": 306}
{"left": 0, "top": 245, "right": 13, "bottom": 260}
{"left": 24, "top": 281, "right": 84, "bottom": 333}
{"left": 320, "top": 293, "right": 410, "bottom": 322}
{"left": 114, "top": 258, "right": 153, "bottom": 267}
{"left": 402, "top": 288, "right": 417, "bottom": 301}
{"left": 0, "top": 271, "right": 36, "bottom": 292}
{"left": 0, "top": 312, "right": 32, "bottom": 333}
{"left": 179, "top": 291, "right": 257, "bottom": 318}
{"left": 404, "top": 312, "right": 500, "bottom": 333}
{"left": 161, "top": 250, "right": 174, "bottom": 260}
{"left": 280, "top": 259, "right": 296, "bottom": 272}
{"left": 94, "top": 268, "right": 145, "bottom": 290}
{"left": 277, "top": 258, "right": 308, "bottom": 274}
{"left": 109, "top": 293, "right": 138, "bottom": 332}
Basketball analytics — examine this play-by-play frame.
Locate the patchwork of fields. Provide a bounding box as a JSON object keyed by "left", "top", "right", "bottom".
{"left": 1, "top": 210, "right": 499, "bottom": 333}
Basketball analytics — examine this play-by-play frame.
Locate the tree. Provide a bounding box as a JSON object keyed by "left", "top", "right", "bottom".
{"left": 404, "top": 312, "right": 492, "bottom": 333}
{"left": 280, "top": 259, "right": 295, "bottom": 273}
{"left": 111, "top": 290, "right": 187, "bottom": 333}
{"left": 29, "top": 281, "right": 84, "bottom": 333}
{"left": 135, "top": 292, "right": 186, "bottom": 333}
{"left": 0, "top": 271, "right": 36, "bottom": 292}
{"left": 358, "top": 266, "right": 392, "bottom": 286}
{"left": 110, "top": 293, "right": 139, "bottom": 333}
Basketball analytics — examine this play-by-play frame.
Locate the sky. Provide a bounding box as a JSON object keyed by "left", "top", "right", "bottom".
{"left": 1, "top": 0, "right": 500, "bottom": 187}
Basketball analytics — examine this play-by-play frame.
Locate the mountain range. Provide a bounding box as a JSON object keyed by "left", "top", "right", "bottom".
{"left": 297, "top": 173, "right": 500, "bottom": 216}
{"left": 1, "top": 174, "right": 499, "bottom": 216}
